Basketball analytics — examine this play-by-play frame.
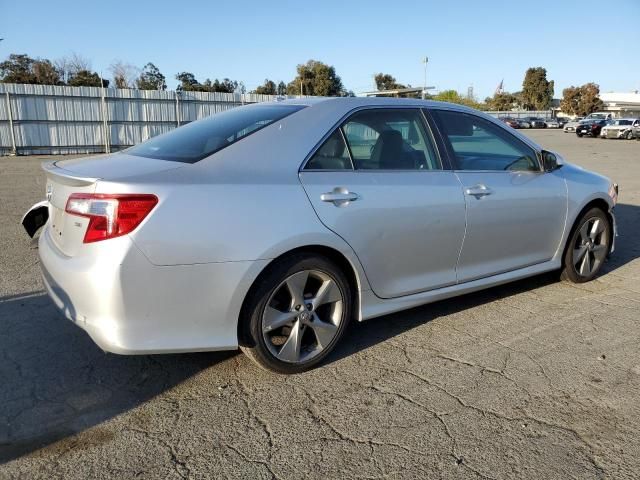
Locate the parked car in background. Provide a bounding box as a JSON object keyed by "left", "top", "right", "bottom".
{"left": 564, "top": 118, "right": 585, "bottom": 133}
{"left": 545, "top": 118, "right": 560, "bottom": 128}
{"left": 583, "top": 112, "right": 613, "bottom": 121}
{"left": 576, "top": 119, "right": 608, "bottom": 137}
{"left": 516, "top": 119, "right": 531, "bottom": 128}
{"left": 500, "top": 117, "right": 520, "bottom": 129}
{"left": 20, "top": 98, "right": 618, "bottom": 373}
{"left": 556, "top": 117, "right": 570, "bottom": 128}
{"left": 523, "top": 117, "right": 547, "bottom": 128}
{"left": 634, "top": 122, "right": 640, "bottom": 140}
{"left": 600, "top": 118, "right": 640, "bottom": 139}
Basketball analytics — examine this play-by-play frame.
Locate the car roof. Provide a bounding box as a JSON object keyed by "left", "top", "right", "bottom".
{"left": 274, "top": 96, "right": 480, "bottom": 113}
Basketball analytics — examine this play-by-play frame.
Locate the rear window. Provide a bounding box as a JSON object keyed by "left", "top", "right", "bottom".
{"left": 127, "top": 104, "right": 305, "bottom": 163}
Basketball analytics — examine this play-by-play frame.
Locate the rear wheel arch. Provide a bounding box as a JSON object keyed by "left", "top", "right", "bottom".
{"left": 237, "top": 245, "right": 360, "bottom": 347}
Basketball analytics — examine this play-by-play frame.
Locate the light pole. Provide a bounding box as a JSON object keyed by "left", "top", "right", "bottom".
{"left": 422, "top": 56, "right": 429, "bottom": 100}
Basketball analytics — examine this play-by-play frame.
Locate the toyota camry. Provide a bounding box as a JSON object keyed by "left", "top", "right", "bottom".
{"left": 23, "top": 98, "right": 618, "bottom": 373}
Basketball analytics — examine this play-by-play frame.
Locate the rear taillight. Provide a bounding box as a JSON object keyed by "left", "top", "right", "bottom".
{"left": 65, "top": 193, "right": 158, "bottom": 243}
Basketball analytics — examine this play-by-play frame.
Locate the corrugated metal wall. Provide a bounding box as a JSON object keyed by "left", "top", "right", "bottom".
{"left": 0, "top": 83, "right": 299, "bottom": 155}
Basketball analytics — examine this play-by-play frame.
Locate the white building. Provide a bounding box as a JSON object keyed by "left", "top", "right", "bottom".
{"left": 600, "top": 92, "right": 640, "bottom": 117}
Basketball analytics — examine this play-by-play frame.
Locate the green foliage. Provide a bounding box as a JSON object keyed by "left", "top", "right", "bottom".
{"left": 560, "top": 83, "right": 604, "bottom": 116}
{"left": 485, "top": 92, "right": 518, "bottom": 111}
{"left": 254, "top": 79, "right": 277, "bottom": 95}
{"left": 0, "top": 54, "right": 35, "bottom": 83}
{"left": 277, "top": 81, "right": 287, "bottom": 96}
{"left": 374, "top": 73, "right": 406, "bottom": 91}
{"left": 0, "top": 53, "right": 61, "bottom": 85}
{"left": 68, "top": 70, "right": 109, "bottom": 87}
{"left": 433, "top": 89, "right": 485, "bottom": 110}
{"left": 286, "top": 60, "right": 344, "bottom": 96}
{"left": 136, "top": 63, "right": 166, "bottom": 90}
{"left": 521, "top": 67, "right": 554, "bottom": 110}
{"left": 176, "top": 72, "right": 240, "bottom": 93}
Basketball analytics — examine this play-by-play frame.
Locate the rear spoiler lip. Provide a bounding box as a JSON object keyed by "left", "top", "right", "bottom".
{"left": 42, "top": 161, "right": 101, "bottom": 187}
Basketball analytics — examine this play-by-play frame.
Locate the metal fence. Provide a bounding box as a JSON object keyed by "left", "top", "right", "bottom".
{"left": 0, "top": 83, "right": 300, "bottom": 156}
{"left": 485, "top": 110, "right": 553, "bottom": 119}
{"left": 0, "top": 83, "right": 557, "bottom": 156}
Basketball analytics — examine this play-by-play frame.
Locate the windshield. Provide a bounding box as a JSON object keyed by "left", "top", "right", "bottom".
{"left": 613, "top": 120, "right": 632, "bottom": 126}
{"left": 127, "top": 104, "right": 305, "bottom": 163}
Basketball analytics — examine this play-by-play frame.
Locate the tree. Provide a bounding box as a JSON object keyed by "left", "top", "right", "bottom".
{"left": 254, "top": 79, "right": 277, "bottom": 95}
{"left": 137, "top": 63, "right": 166, "bottom": 90}
{"left": 68, "top": 70, "right": 109, "bottom": 87}
{"left": 374, "top": 73, "right": 406, "bottom": 91}
{"left": 560, "top": 83, "right": 604, "bottom": 116}
{"left": 33, "top": 59, "right": 61, "bottom": 85}
{"left": 109, "top": 61, "right": 139, "bottom": 89}
{"left": 0, "top": 54, "right": 62, "bottom": 85}
{"left": 277, "top": 81, "right": 287, "bottom": 96}
{"left": 212, "top": 78, "right": 239, "bottom": 93}
{"left": 486, "top": 92, "right": 518, "bottom": 111}
{"left": 433, "top": 89, "right": 464, "bottom": 103}
{"left": 176, "top": 72, "right": 198, "bottom": 91}
{"left": 286, "top": 60, "right": 344, "bottom": 96}
{"left": 0, "top": 54, "right": 36, "bottom": 83}
{"left": 67, "top": 53, "right": 91, "bottom": 75}
{"left": 521, "top": 67, "right": 554, "bottom": 110}
{"left": 433, "top": 89, "right": 485, "bottom": 110}
{"left": 55, "top": 53, "right": 92, "bottom": 85}
{"left": 176, "top": 72, "right": 241, "bottom": 93}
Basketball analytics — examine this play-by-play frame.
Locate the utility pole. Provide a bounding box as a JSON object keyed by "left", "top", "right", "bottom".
{"left": 422, "top": 57, "right": 429, "bottom": 100}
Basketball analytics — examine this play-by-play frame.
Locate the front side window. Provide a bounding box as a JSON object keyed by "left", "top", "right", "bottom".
{"left": 127, "top": 104, "right": 305, "bottom": 163}
{"left": 431, "top": 110, "right": 539, "bottom": 172}
{"left": 341, "top": 109, "right": 441, "bottom": 170}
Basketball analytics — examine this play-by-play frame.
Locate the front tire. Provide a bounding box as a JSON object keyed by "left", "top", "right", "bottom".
{"left": 240, "top": 253, "right": 352, "bottom": 374}
{"left": 561, "top": 208, "right": 611, "bottom": 283}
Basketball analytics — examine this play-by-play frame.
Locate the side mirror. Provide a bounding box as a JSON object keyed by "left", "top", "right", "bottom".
{"left": 542, "top": 150, "right": 563, "bottom": 172}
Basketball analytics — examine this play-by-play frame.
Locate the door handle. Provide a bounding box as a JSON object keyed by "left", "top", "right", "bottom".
{"left": 464, "top": 184, "right": 493, "bottom": 198}
{"left": 320, "top": 187, "right": 359, "bottom": 207}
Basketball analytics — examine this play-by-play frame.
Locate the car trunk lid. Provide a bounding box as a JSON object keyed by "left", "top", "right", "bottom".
{"left": 42, "top": 154, "right": 183, "bottom": 256}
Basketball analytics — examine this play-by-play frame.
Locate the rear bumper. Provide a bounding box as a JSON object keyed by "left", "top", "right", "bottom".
{"left": 39, "top": 228, "right": 267, "bottom": 354}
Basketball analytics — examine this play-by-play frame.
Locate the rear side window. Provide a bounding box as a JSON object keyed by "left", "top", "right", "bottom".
{"left": 342, "top": 109, "right": 440, "bottom": 170}
{"left": 127, "top": 104, "right": 305, "bottom": 163}
{"left": 305, "top": 130, "right": 353, "bottom": 170}
{"left": 431, "top": 110, "right": 539, "bottom": 172}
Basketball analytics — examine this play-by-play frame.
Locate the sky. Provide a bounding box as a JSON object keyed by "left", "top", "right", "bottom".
{"left": 1, "top": 0, "right": 639, "bottom": 99}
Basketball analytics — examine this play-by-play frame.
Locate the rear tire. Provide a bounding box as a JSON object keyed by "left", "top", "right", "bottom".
{"left": 561, "top": 208, "right": 611, "bottom": 283}
{"left": 240, "top": 253, "right": 352, "bottom": 374}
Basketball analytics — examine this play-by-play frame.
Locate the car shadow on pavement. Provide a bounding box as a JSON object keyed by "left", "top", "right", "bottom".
{"left": 330, "top": 202, "right": 640, "bottom": 365}
{"left": 0, "top": 291, "right": 235, "bottom": 464}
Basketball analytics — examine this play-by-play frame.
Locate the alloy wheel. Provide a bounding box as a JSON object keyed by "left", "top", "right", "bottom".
{"left": 262, "top": 269, "right": 344, "bottom": 364}
{"left": 572, "top": 217, "right": 608, "bottom": 277}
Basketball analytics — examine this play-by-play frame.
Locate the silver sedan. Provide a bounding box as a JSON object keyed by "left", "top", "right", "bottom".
{"left": 23, "top": 98, "right": 618, "bottom": 373}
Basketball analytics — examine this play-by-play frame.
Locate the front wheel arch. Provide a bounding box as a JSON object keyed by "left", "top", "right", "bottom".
{"left": 237, "top": 245, "right": 360, "bottom": 348}
{"left": 561, "top": 199, "right": 613, "bottom": 265}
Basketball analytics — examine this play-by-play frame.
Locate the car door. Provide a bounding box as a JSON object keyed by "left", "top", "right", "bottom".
{"left": 299, "top": 108, "right": 466, "bottom": 299}
{"left": 428, "top": 108, "right": 567, "bottom": 283}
